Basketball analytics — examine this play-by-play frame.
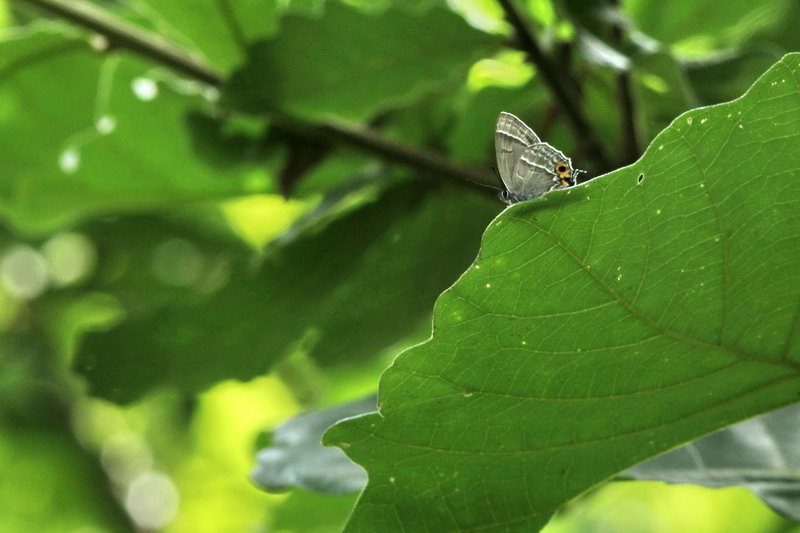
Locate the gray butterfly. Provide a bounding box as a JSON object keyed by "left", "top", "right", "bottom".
{"left": 495, "top": 112, "right": 582, "bottom": 204}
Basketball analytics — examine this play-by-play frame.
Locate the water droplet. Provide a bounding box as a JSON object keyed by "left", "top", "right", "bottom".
{"left": 203, "top": 87, "right": 220, "bottom": 101}
{"left": 124, "top": 471, "right": 179, "bottom": 530}
{"left": 96, "top": 115, "right": 117, "bottom": 134}
{"left": 59, "top": 148, "right": 80, "bottom": 173}
{"left": 132, "top": 78, "right": 158, "bottom": 101}
{"left": 0, "top": 245, "right": 49, "bottom": 300}
{"left": 700, "top": 118, "right": 707, "bottom": 124}
{"left": 42, "top": 232, "right": 96, "bottom": 287}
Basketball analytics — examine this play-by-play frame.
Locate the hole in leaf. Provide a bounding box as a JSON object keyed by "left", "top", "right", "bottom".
{"left": 637, "top": 174, "right": 644, "bottom": 184}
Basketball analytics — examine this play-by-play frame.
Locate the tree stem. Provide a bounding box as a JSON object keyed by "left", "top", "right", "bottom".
{"left": 496, "top": 0, "right": 613, "bottom": 173}
{"left": 610, "top": 0, "right": 641, "bottom": 164}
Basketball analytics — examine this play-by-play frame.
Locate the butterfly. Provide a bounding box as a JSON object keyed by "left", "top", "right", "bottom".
{"left": 495, "top": 112, "right": 582, "bottom": 204}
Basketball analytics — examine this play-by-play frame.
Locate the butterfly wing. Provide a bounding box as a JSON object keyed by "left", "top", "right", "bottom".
{"left": 508, "top": 143, "right": 572, "bottom": 202}
{"left": 495, "top": 112, "right": 540, "bottom": 190}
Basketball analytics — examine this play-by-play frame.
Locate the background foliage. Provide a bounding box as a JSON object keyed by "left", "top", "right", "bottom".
{"left": 0, "top": 0, "right": 798, "bottom": 531}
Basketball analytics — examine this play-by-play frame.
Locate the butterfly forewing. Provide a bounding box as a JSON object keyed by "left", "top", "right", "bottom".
{"left": 495, "top": 112, "right": 540, "bottom": 189}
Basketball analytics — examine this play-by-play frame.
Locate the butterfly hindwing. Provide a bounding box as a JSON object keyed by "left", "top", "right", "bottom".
{"left": 510, "top": 143, "right": 569, "bottom": 201}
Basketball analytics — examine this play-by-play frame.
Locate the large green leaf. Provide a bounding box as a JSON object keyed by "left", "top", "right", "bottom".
{"left": 326, "top": 54, "right": 800, "bottom": 531}
{"left": 223, "top": 3, "right": 502, "bottom": 121}
{"left": 0, "top": 26, "right": 266, "bottom": 235}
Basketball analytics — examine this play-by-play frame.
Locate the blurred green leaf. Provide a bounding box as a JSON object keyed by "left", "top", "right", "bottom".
{"left": 624, "top": 0, "right": 793, "bottom": 50}
{"left": 268, "top": 489, "right": 359, "bottom": 533}
{"left": 136, "top": 0, "right": 278, "bottom": 72}
{"left": 685, "top": 48, "right": 783, "bottom": 106}
{"left": 223, "top": 2, "right": 502, "bottom": 121}
{"left": 0, "top": 27, "right": 268, "bottom": 235}
{"left": 0, "top": 336, "right": 135, "bottom": 532}
{"left": 306, "top": 184, "right": 499, "bottom": 366}
{"left": 74, "top": 183, "right": 499, "bottom": 402}
{"left": 447, "top": 84, "right": 548, "bottom": 165}
{"left": 632, "top": 51, "right": 697, "bottom": 142}
{"left": 326, "top": 53, "right": 800, "bottom": 531}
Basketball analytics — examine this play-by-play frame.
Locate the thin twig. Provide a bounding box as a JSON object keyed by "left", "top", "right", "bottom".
{"left": 13, "top": 0, "right": 496, "bottom": 189}
{"left": 609, "top": 0, "right": 641, "bottom": 164}
{"left": 614, "top": 69, "right": 640, "bottom": 164}
{"left": 16, "top": 0, "right": 224, "bottom": 85}
{"left": 496, "top": 0, "right": 612, "bottom": 172}
{"left": 273, "top": 116, "right": 495, "bottom": 187}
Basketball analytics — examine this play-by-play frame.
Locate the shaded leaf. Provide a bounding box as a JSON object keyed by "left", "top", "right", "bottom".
{"left": 326, "top": 54, "right": 800, "bottom": 531}
{"left": 252, "top": 395, "right": 374, "bottom": 493}
{"left": 626, "top": 403, "right": 800, "bottom": 520}
{"left": 251, "top": 396, "right": 800, "bottom": 523}
{"left": 223, "top": 3, "right": 502, "bottom": 121}
{"left": 632, "top": 51, "right": 697, "bottom": 144}
{"left": 624, "top": 0, "right": 792, "bottom": 49}
{"left": 685, "top": 48, "right": 784, "bottom": 105}
{"left": 75, "top": 183, "right": 499, "bottom": 402}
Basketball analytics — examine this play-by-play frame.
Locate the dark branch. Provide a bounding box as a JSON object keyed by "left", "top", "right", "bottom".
{"left": 610, "top": 0, "right": 641, "bottom": 164}
{"left": 496, "top": 0, "right": 612, "bottom": 172}
{"left": 14, "top": 0, "right": 496, "bottom": 189}
{"left": 16, "top": 0, "right": 224, "bottom": 85}
{"left": 274, "top": 117, "right": 495, "bottom": 188}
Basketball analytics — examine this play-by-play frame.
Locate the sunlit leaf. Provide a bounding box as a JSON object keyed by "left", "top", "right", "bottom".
{"left": 0, "top": 27, "right": 266, "bottom": 235}
{"left": 326, "top": 54, "right": 800, "bottom": 531}
{"left": 136, "top": 0, "right": 278, "bottom": 72}
{"left": 624, "top": 0, "right": 792, "bottom": 50}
